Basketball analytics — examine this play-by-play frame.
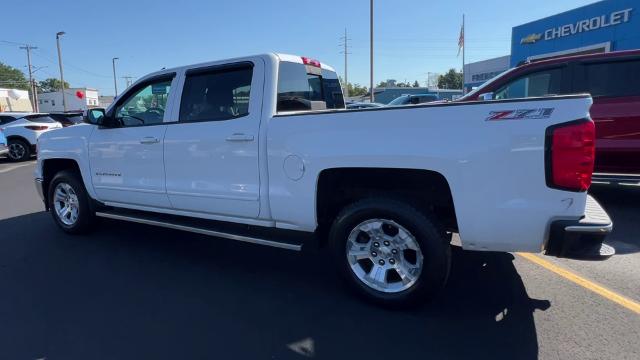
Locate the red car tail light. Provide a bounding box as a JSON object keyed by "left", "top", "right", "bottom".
{"left": 25, "top": 125, "right": 49, "bottom": 131}
{"left": 545, "top": 119, "right": 595, "bottom": 192}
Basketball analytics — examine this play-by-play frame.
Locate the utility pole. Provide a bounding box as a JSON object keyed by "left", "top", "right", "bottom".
{"left": 370, "top": 0, "right": 375, "bottom": 102}
{"left": 19, "top": 44, "right": 38, "bottom": 112}
{"left": 122, "top": 75, "right": 134, "bottom": 88}
{"left": 112, "top": 57, "right": 119, "bottom": 97}
{"left": 56, "top": 31, "right": 67, "bottom": 112}
{"left": 462, "top": 14, "right": 466, "bottom": 94}
{"left": 339, "top": 28, "right": 351, "bottom": 98}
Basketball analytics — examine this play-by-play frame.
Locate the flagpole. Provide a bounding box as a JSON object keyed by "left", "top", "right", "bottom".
{"left": 462, "top": 13, "right": 465, "bottom": 94}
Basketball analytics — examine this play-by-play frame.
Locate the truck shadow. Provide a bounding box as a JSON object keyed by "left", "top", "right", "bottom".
{"left": 0, "top": 212, "right": 548, "bottom": 360}
{"left": 590, "top": 185, "right": 640, "bottom": 255}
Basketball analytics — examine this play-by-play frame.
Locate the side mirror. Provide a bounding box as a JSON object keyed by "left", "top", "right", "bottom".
{"left": 479, "top": 92, "right": 494, "bottom": 101}
{"left": 85, "top": 108, "right": 106, "bottom": 125}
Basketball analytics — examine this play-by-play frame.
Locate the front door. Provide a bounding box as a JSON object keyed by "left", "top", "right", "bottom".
{"left": 163, "top": 62, "right": 263, "bottom": 218}
{"left": 89, "top": 75, "right": 177, "bottom": 208}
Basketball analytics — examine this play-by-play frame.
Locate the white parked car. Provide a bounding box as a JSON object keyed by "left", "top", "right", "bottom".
{"left": 0, "top": 112, "right": 62, "bottom": 161}
{"left": 0, "top": 128, "right": 8, "bottom": 157}
{"left": 34, "top": 53, "right": 612, "bottom": 307}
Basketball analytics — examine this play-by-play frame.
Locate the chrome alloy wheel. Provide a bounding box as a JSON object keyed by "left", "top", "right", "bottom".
{"left": 346, "top": 219, "right": 424, "bottom": 293}
{"left": 8, "top": 142, "right": 26, "bottom": 160}
{"left": 53, "top": 182, "right": 80, "bottom": 226}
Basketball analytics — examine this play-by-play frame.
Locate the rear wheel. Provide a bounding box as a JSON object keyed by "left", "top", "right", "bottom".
{"left": 7, "top": 139, "right": 30, "bottom": 162}
{"left": 49, "top": 170, "right": 95, "bottom": 234}
{"left": 329, "top": 197, "right": 451, "bottom": 307}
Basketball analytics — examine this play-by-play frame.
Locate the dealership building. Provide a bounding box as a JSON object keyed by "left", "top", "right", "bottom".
{"left": 464, "top": 0, "right": 639, "bottom": 92}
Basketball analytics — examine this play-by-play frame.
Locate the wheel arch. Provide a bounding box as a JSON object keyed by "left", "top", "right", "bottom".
{"left": 6, "top": 135, "right": 30, "bottom": 144}
{"left": 41, "top": 158, "right": 93, "bottom": 210}
{"left": 315, "top": 167, "right": 458, "bottom": 245}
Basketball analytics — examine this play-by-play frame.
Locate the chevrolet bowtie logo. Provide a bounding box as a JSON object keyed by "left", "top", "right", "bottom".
{"left": 521, "top": 33, "right": 542, "bottom": 44}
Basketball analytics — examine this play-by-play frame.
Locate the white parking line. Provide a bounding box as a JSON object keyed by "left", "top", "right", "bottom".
{"left": 0, "top": 162, "right": 35, "bottom": 174}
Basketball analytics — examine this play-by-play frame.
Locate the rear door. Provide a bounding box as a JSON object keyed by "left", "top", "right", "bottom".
{"left": 163, "top": 61, "right": 264, "bottom": 218}
{"left": 573, "top": 56, "right": 640, "bottom": 175}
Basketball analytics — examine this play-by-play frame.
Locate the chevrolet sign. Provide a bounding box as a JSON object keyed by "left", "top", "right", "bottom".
{"left": 520, "top": 33, "right": 542, "bottom": 44}
{"left": 521, "top": 8, "right": 633, "bottom": 45}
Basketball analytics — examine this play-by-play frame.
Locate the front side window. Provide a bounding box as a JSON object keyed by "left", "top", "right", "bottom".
{"left": 114, "top": 78, "right": 173, "bottom": 127}
{"left": 576, "top": 60, "right": 640, "bottom": 98}
{"left": 494, "top": 68, "right": 563, "bottom": 100}
{"left": 179, "top": 65, "right": 253, "bottom": 122}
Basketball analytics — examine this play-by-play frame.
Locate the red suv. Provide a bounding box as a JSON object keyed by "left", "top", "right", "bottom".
{"left": 460, "top": 50, "right": 640, "bottom": 184}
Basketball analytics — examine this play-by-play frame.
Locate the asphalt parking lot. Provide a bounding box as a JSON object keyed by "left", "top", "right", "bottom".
{"left": 0, "top": 159, "right": 638, "bottom": 360}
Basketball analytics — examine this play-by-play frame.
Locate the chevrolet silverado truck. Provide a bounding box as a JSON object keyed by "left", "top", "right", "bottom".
{"left": 34, "top": 53, "right": 613, "bottom": 306}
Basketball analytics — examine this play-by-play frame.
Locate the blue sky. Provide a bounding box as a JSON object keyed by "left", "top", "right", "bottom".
{"left": 1, "top": 0, "right": 597, "bottom": 95}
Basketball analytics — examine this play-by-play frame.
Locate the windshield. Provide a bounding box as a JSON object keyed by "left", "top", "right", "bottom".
{"left": 388, "top": 95, "right": 410, "bottom": 106}
{"left": 462, "top": 67, "right": 516, "bottom": 99}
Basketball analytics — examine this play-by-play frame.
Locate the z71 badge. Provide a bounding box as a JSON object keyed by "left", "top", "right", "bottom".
{"left": 487, "top": 108, "right": 554, "bottom": 121}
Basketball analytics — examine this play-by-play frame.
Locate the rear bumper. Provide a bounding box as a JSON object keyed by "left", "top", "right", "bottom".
{"left": 544, "top": 195, "right": 614, "bottom": 260}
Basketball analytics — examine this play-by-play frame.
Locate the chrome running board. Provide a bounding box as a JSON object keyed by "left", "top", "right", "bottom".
{"left": 96, "top": 210, "right": 303, "bottom": 251}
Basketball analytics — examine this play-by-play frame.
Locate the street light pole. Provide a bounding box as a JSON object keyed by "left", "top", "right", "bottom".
{"left": 112, "top": 57, "right": 119, "bottom": 97}
{"left": 370, "top": 0, "right": 374, "bottom": 103}
{"left": 56, "top": 32, "right": 67, "bottom": 112}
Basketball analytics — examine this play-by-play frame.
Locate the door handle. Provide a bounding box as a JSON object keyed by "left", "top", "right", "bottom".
{"left": 140, "top": 137, "right": 160, "bottom": 144}
{"left": 225, "top": 133, "right": 254, "bottom": 142}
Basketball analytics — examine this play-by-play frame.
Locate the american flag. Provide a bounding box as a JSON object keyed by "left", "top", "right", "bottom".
{"left": 457, "top": 21, "right": 464, "bottom": 57}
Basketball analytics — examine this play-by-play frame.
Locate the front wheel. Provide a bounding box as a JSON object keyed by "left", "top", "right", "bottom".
{"left": 49, "top": 170, "right": 95, "bottom": 234}
{"left": 329, "top": 198, "right": 451, "bottom": 307}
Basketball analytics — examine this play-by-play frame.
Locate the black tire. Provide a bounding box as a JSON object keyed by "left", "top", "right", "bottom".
{"left": 7, "top": 139, "right": 31, "bottom": 162}
{"left": 48, "top": 170, "right": 96, "bottom": 234}
{"left": 329, "top": 197, "right": 451, "bottom": 308}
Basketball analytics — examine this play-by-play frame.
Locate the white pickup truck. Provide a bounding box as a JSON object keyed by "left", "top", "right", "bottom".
{"left": 34, "top": 53, "right": 613, "bottom": 306}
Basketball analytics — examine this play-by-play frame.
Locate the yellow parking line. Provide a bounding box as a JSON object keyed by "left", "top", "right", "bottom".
{"left": 517, "top": 252, "right": 640, "bottom": 315}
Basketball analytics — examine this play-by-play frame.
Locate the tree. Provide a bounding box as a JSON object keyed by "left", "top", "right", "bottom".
{"left": 350, "top": 84, "right": 368, "bottom": 97}
{"left": 437, "top": 69, "right": 463, "bottom": 89}
{"left": 413, "top": 80, "right": 420, "bottom": 88}
{"left": 39, "top": 78, "right": 70, "bottom": 93}
{"left": 0, "top": 62, "right": 30, "bottom": 90}
{"left": 339, "top": 77, "right": 369, "bottom": 97}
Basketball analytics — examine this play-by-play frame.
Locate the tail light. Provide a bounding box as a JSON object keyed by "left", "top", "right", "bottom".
{"left": 545, "top": 119, "right": 595, "bottom": 192}
{"left": 301, "top": 57, "right": 321, "bottom": 68}
{"left": 25, "top": 125, "right": 49, "bottom": 131}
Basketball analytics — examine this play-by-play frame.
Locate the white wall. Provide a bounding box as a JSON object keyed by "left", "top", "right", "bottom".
{"left": 38, "top": 88, "right": 100, "bottom": 112}
{"left": 464, "top": 55, "right": 511, "bottom": 85}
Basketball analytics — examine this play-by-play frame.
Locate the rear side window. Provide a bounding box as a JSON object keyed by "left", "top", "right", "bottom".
{"left": 180, "top": 65, "right": 252, "bottom": 122}
{"left": 24, "top": 115, "right": 57, "bottom": 123}
{"left": 0, "top": 116, "right": 17, "bottom": 125}
{"left": 494, "top": 68, "right": 563, "bottom": 100}
{"left": 575, "top": 59, "right": 640, "bottom": 98}
{"left": 277, "top": 62, "right": 345, "bottom": 112}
